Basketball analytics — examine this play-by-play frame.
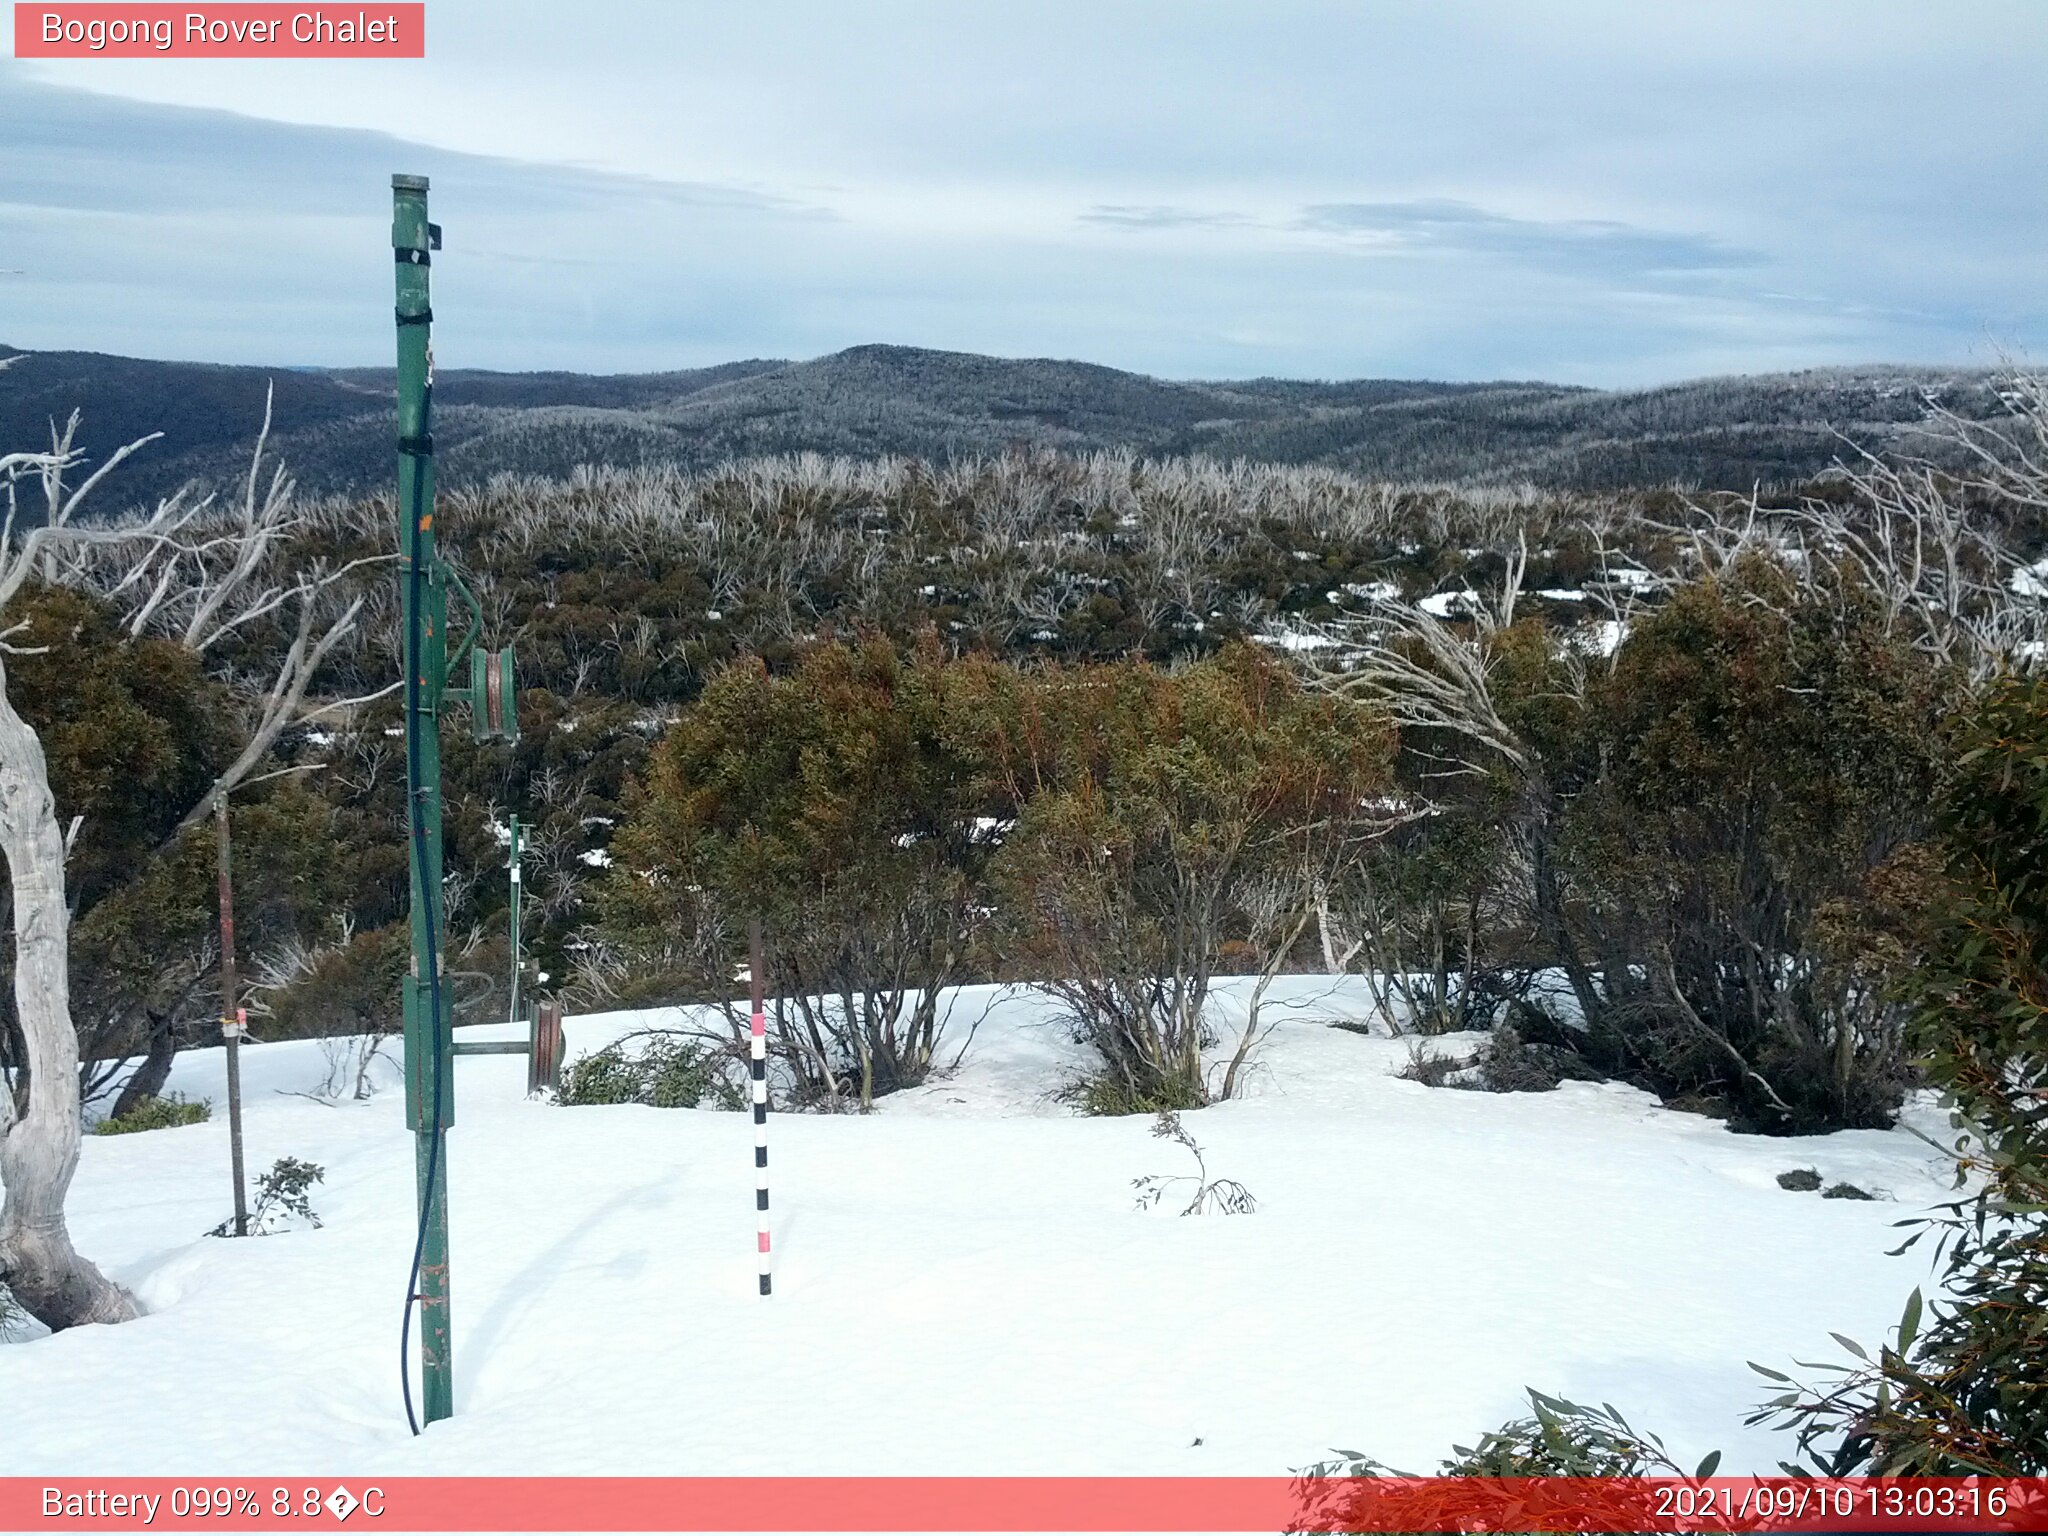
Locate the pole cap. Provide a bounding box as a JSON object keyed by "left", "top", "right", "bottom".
{"left": 392, "top": 173, "right": 431, "bottom": 192}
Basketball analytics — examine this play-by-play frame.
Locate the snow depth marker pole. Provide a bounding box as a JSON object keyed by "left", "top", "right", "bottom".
{"left": 749, "top": 918, "right": 772, "bottom": 1296}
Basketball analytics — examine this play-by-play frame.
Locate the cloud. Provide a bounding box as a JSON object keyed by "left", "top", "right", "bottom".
{"left": 1079, "top": 205, "right": 1252, "bottom": 231}
{"left": 5, "top": 0, "right": 2046, "bottom": 386}
{"left": 0, "top": 71, "right": 834, "bottom": 223}
{"left": 1295, "top": 200, "right": 1764, "bottom": 279}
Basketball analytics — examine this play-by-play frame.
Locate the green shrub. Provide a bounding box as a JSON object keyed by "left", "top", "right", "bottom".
{"left": 1293, "top": 1391, "right": 1710, "bottom": 1534}
{"left": 1751, "top": 674, "right": 2048, "bottom": 1473}
{"left": 93, "top": 1092, "right": 210, "bottom": 1135}
{"left": 263, "top": 923, "right": 408, "bottom": 1041}
{"left": 211, "top": 1156, "right": 325, "bottom": 1237}
{"left": 998, "top": 644, "right": 1393, "bottom": 1112}
{"left": 557, "top": 1044, "right": 649, "bottom": 1106}
{"left": 558, "top": 1033, "right": 741, "bottom": 1110}
{"left": 603, "top": 637, "right": 1003, "bottom": 1107}
{"left": 1550, "top": 569, "right": 1945, "bottom": 1133}
{"left": 646, "top": 1036, "right": 742, "bottom": 1109}
{"left": 1075, "top": 1071, "right": 1208, "bottom": 1118}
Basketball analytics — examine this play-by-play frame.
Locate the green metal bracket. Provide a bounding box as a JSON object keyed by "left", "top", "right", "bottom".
{"left": 445, "top": 564, "right": 485, "bottom": 681}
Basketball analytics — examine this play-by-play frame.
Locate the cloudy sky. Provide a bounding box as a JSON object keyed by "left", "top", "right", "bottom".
{"left": 4, "top": 1, "right": 2044, "bottom": 385}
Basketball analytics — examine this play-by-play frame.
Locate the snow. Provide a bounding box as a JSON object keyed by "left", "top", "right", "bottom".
{"left": 0, "top": 976, "right": 1955, "bottom": 1479}
{"left": 1418, "top": 590, "right": 1479, "bottom": 618}
{"left": 1601, "top": 567, "right": 1657, "bottom": 589}
{"left": 1254, "top": 628, "right": 1338, "bottom": 653}
{"left": 2011, "top": 558, "right": 2048, "bottom": 598}
{"left": 1571, "top": 618, "right": 1630, "bottom": 656}
{"left": 968, "top": 816, "right": 1013, "bottom": 844}
{"left": 1344, "top": 580, "right": 1401, "bottom": 603}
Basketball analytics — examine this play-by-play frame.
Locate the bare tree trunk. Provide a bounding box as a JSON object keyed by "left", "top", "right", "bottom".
{"left": 0, "top": 671, "right": 136, "bottom": 1329}
{"left": 108, "top": 1016, "right": 178, "bottom": 1121}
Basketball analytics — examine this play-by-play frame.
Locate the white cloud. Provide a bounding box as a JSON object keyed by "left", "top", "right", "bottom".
{"left": 6, "top": 0, "right": 2045, "bottom": 382}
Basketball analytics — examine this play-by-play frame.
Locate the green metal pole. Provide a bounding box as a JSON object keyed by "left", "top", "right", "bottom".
{"left": 393, "top": 172, "right": 453, "bottom": 1427}
{"left": 507, "top": 814, "right": 522, "bottom": 1024}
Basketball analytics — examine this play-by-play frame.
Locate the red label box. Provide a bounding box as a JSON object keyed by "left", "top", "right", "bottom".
{"left": 13, "top": 4, "right": 425, "bottom": 57}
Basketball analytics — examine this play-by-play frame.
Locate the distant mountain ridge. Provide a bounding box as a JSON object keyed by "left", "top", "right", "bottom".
{"left": 0, "top": 342, "right": 2012, "bottom": 511}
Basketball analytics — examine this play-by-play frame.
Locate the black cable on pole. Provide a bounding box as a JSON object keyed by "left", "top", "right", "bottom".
{"left": 398, "top": 430, "right": 446, "bottom": 1438}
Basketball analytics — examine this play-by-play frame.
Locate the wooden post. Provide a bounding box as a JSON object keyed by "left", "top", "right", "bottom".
{"left": 507, "top": 815, "right": 523, "bottom": 1025}
{"left": 529, "top": 1000, "right": 563, "bottom": 1096}
{"left": 215, "top": 792, "right": 248, "bottom": 1239}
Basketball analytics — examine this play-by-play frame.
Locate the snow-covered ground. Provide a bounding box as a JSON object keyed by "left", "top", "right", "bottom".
{"left": 2, "top": 976, "right": 1956, "bottom": 1477}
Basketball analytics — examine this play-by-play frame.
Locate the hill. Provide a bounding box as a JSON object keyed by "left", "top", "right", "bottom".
{"left": 0, "top": 342, "right": 2014, "bottom": 511}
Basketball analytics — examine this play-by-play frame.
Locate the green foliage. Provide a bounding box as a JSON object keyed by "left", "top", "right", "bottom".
{"left": 1539, "top": 566, "right": 1947, "bottom": 1131}
{"left": 1293, "top": 1390, "right": 1709, "bottom": 1535}
{"left": 1431, "top": 1393, "right": 1697, "bottom": 1477}
{"left": 995, "top": 643, "right": 1392, "bottom": 1111}
{"left": 557, "top": 1033, "right": 741, "bottom": 1111}
{"left": 605, "top": 636, "right": 1005, "bottom": 1106}
{"left": 70, "top": 776, "right": 376, "bottom": 1107}
{"left": 1750, "top": 673, "right": 2048, "bottom": 1473}
{"left": 557, "top": 1044, "right": 647, "bottom": 1106}
{"left": 3, "top": 585, "right": 231, "bottom": 912}
{"left": 1075, "top": 1073, "right": 1207, "bottom": 1117}
{"left": 262, "top": 923, "right": 408, "bottom": 1041}
{"left": 211, "top": 1157, "right": 325, "bottom": 1237}
{"left": 92, "top": 1092, "right": 210, "bottom": 1134}
{"left": 0, "top": 585, "right": 235, "bottom": 1094}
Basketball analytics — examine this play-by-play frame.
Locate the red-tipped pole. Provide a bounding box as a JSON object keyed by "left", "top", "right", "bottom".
{"left": 748, "top": 918, "right": 772, "bottom": 1296}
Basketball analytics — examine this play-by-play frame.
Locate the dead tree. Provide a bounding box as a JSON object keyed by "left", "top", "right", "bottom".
{"left": 0, "top": 422, "right": 194, "bottom": 1328}
{"left": 0, "top": 393, "right": 377, "bottom": 1326}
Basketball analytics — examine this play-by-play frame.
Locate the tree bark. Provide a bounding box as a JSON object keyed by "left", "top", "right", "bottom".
{"left": 108, "top": 1016, "right": 178, "bottom": 1121}
{"left": 0, "top": 666, "right": 137, "bottom": 1330}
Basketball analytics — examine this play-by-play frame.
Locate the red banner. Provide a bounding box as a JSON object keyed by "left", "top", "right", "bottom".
{"left": 5, "top": 1478, "right": 2048, "bottom": 1533}
{"left": 12, "top": 4, "right": 425, "bottom": 58}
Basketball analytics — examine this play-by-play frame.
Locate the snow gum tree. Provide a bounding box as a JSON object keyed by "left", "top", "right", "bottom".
{"left": 993, "top": 642, "right": 1395, "bottom": 1111}
{"left": 607, "top": 634, "right": 1008, "bottom": 1107}
{"left": 0, "top": 378, "right": 372, "bottom": 1330}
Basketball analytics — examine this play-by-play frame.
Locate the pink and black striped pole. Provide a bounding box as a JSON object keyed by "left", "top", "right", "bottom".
{"left": 748, "top": 918, "right": 772, "bottom": 1296}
